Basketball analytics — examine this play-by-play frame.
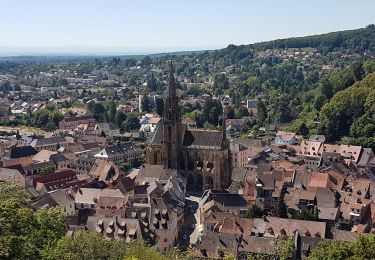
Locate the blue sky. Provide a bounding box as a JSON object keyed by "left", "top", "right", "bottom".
{"left": 1, "top": 0, "right": 374, "bottom": 55}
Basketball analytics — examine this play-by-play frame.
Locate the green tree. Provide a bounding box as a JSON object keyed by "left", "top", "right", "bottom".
{"left": 256, "top": 100, "right": 267, "bottom": 126}
{"left": 42, "top": 231, "right": 129, "bottom": 260}
{"left": 141, "top": 95, "right": 150, "bottom": 112}
{"left": 142, "top": 56, "right": 152, "bottom": 66}
{"left": 88, "top": 103, "right": 106, "bottom": 122}
{"left": 244, "top": 204, "right": 263, "bottom": 219}
{"left": 320, "top": 78, "right": 333, "bottom": 99}
{"left": 155, "top": 98, "right": 164, "bottom": 116}
{"left": 0, "top": 183, "right": 66, "bottom": 259}
{"left": 225, "top": 106, "right": 235, "bottom": 119}
{"left": 107, "top": 101, "right": 117, "bottom": 123}
{"left": 309, "top": 240, "right": 353, "bottom": 260}
{"left": 123, "top": 240, "right": 167, "bottom": 260}
{"left": 275, "top": 236, "right": 295, "bottom": 260}
{"left": 273, "top": 198, "right": 288, "bottom": 218}
{"left": 234, "top": 106, "right": 250, "bottom": 119}
{"left": 298, "top": 121, "right": 309, "bottom": 137}
{"left": 122, "top": 113, "right": 140, "bottom": 131}
{"left": 114, "top": 111, "right": 127, "bottom": 127}
{"left": 292, "top": 207, "right": 318, "bottom": 221}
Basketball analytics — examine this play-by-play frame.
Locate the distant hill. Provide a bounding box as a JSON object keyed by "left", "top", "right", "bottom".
{"left": 250, "top": 24, "right": 375, "bottom": 53}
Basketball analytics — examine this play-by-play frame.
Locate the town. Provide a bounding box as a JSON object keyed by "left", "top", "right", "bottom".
{"left": 1, "top": 41, "right": 375, "bottom": 258}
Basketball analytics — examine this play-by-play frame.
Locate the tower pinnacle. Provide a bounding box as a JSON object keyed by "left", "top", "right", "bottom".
{"left": 168, "top": 60, "right": 176, "bottom": 97}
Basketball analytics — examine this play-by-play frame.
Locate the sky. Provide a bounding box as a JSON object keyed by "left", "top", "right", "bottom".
{"left": 0, "top": 0, "right": 374, "bottom": 55}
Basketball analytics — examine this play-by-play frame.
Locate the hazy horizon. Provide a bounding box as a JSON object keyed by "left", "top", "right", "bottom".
{"left": 0, "top": 24, "right": 371, "bottom": 57}
{"left": 1, "top": 0, "right": 374, "bottom": 56}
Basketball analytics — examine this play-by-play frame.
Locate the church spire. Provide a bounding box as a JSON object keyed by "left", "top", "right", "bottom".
{"left": 222, "top": 108, "right": 226, "bottom": 140}
{"left": 163, "top": 59, "right": 181, "bottom": 170}
{"left": 168, "top": 60, "right": 176, "bottom": 97}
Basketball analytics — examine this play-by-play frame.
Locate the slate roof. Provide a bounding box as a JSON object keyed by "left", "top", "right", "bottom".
{"left": 357, "top": 148, "right": 374, "bottom": 167}
{"left": 238, "top": 235, "right": 277, "bottom": 256}
{"left": 315, "top": 187, "right": 336, "bottom": 208}
{"left": 331, "top": 229, "right": 359, "bottom": 242}
{"left": 262, "top": 216, "right": 326, "bottom": 238}
{"left": 0, "top": 167, "right": 24, "bottom": 184}
{"left": 183, "top": 129, "right": 223, "bottom": 149}
{"left": 318, "top": 207, "right": 339, "bottom": 221}
{"left": 9, "top": 145, "right": 37, "bottom": 158}
{"left": 35, "top": 136, "right": 67, "bottom": 147}
{"left": 149, "top": 121, "right": 164, "bottom": 145}
{"left": 62, "top": 115, "right": 93, "bottom": 122}
{"left": 50, "top": 153, "right": 69, "bottom": 164}
{"left": 49, "top": 189, "right": 74, "bottom": 206}
{"left": 102, "top": 142, "right": 136, "bottom": 156}
{"left": 135, "top": 164, "right": 177, "bottom": 185}
{"left": 195, "top": 231, "right": 238, "bottom": 259}
{"left": 210, "top": 192, "right": 248, "bottom": 208}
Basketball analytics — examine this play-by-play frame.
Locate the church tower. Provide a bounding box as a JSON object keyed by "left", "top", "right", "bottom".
{"left": 163, "top": 61, "right": 181, "bottom": 169}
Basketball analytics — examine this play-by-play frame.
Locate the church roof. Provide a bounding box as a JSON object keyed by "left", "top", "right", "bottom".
{"left": 182, "top": 129, "right": 223, "bottom": 149}
{"left": 149, "top": 121, "right": 164, "bottom": 145}
{"left": 150, "top": 120, "right": 225, "bottom": 150}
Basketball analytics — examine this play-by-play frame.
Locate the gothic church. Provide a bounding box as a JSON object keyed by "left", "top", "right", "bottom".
{"left": 146, "top": 63, "right": 232, "bottom": 191}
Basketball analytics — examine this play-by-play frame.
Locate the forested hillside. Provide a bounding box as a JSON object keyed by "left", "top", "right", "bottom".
{"left": 319, "top": 71, "right": 375, "bottom": 149}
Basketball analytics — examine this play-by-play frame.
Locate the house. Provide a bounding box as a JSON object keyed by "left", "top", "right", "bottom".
{"left": 0, "top": 167, "right": 26, "bottom": 187}
{"left": 181, "top": 118, "right": 197, "bottom": 129}
{"left": 85, "top": 216, "right": 146, "bottom": 242}
{"left": 203, "top": 212, "right": 253, "bottom": 235}
{"left": 32, "top": 189, "right": 75, "bottom": 216}
{"left": 88, "top": 159, "right": 120, "bottom": 184}
{"left": 58, "top": 116, "right": 97, "bottom": 132}
{"left": 94, "top": 142, "right": 142, "bottom": 164}
{"left": 193, "top": 231, "right": 239, "bottom": 259}
{"left": 200, "top": 190, "right": 248, "bottom": 219}
{"left": 117, "top": 104, "right": 134, "bottom": 114}
{"left": 275, "top": 131, "right": 297, "bottom": 146}
{"left": 2, "top": 145, "right": 38, "bottom": 167}
{"left": 230, "top": 138, "right": 263, "bottom": 168}
{"left": 338, "top": 193, "right": 372, "bottom": 228}
{"left": 318, "top": 144, "right": 362, "bottom": 165}
{"left": 50, "top": 154, "right": 69, "bottom": 172}
{"left": 32, "top": 149, "right": 57, "bottom": 163}
{"left": 149, "top": 188, "right": 184, "bottom": 253}
{"left": 97, "top": 122, "right": 120, "bottom": 137}
{"left": 33, "top": 170, "right": 90, "bottom": 194}
{"left": 22, "top": 161, "right": 56, "bottom": 176}
{"left": 139, "top": 115, "right": 161, "bottom": 138}
{"left": 67, "top": 157, "right": 96, "bottom": 175}
{"left": 225, "top": 119, "right": 248, "bottom": 138}
{"left": 74, "top": 188, "right": 127, "bottom": 217}
{"left": 253, "top": 216, "right": 326, "bottom": 238}
{"left": 61, "top": 142, "right": 102, "bottom": 159}
{"left": 31, "top": 136, "right": 68, "bottom": 151}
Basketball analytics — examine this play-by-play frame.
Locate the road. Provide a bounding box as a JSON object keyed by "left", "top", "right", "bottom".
{"left": 177, "top": 194, "right": 203, "bottom": 250}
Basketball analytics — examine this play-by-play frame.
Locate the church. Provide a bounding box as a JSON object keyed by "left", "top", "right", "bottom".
{"left": 146, "top": 63, "right": 232, "bottom": 191}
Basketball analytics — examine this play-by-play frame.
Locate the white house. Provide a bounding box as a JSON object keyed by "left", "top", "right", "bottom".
{"left": 275, "top": 131, "right": 297, "bottom": 145}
